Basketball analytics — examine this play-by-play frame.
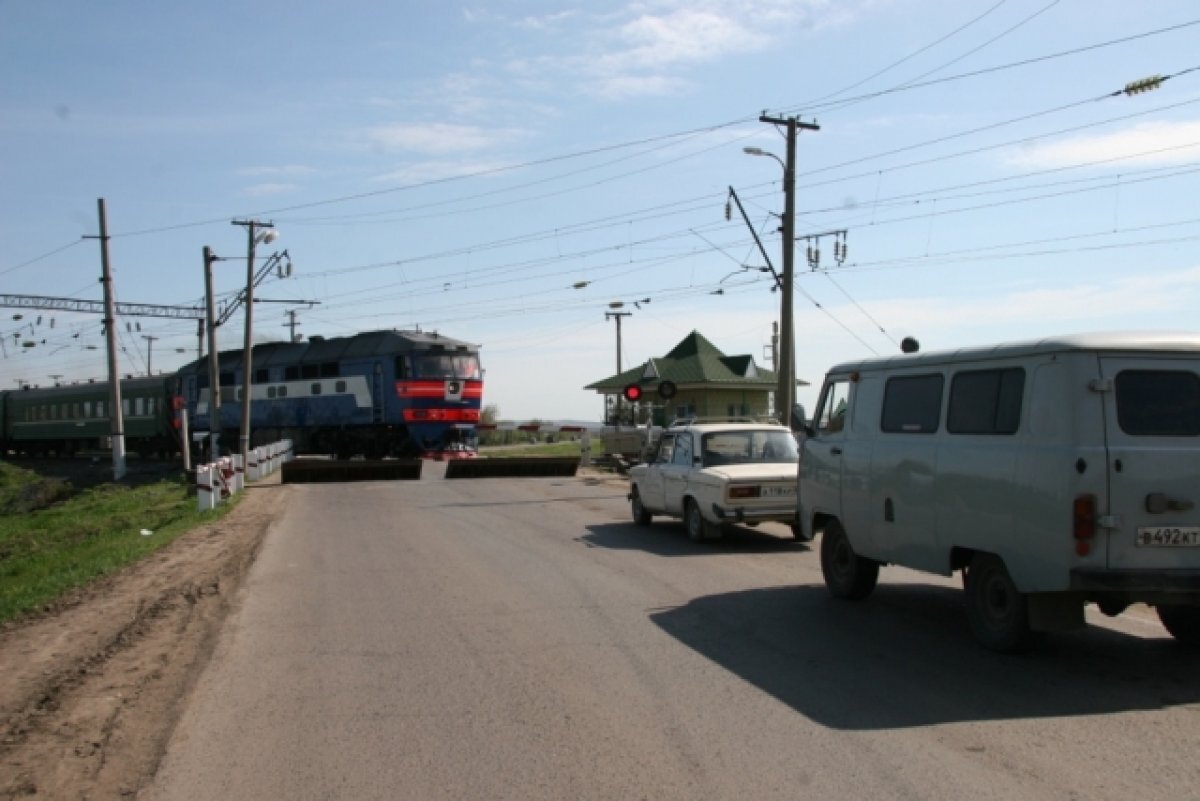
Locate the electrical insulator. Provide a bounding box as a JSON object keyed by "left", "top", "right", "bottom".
{"left": 1123, "top": 75, "right": 1164, "bottom": 96}
{"left": 724, "top": 200, "right": 731, "bottom": 221}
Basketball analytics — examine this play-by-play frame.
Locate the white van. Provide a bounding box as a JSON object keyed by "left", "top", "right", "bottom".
{"left": 796, "top": 332, "right": 1200, "bottom": 651}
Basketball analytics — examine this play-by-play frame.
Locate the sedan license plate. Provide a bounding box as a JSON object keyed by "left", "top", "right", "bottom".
{"left": 1136, "top": 527, "right": 1200, "bottom": 547}
{"left": 761, "top": 485, "right": 795, "bottom": 498}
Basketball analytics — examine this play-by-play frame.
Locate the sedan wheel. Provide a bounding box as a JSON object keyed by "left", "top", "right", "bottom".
{"left": 631, "top": 489, "right": 652, "bottom": 525}
{"left": 685, "top": 499, "right": 706, "bottom": 542}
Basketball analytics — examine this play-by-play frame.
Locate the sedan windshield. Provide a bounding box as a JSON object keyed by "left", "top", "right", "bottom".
{"left": 701, "top": 430, "right": 799, "bottom": 466}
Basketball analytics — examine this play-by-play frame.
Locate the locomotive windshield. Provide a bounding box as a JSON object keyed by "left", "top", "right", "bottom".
{"left": 407, "top": 353, "right": 482, "bottom": 380}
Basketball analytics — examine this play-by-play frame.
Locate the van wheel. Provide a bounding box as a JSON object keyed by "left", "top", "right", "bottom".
{"left": 820, "top": 520, "right": 878, "bottom": 600}
{"left": 1157, "top": 606, "right": 1200, "bottom": 645}
{"left": 965, "top": 554, "right": 1034, "bottom": 653}
{"left": 631, "top": 488, "right": 652, "bottom": 526}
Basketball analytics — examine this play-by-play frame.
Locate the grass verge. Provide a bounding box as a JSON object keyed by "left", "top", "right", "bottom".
{"left": 0, "top": 461, "right": 233, "bottom": 624}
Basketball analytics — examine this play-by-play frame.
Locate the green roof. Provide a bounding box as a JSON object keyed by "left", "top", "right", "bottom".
{"left": 585, "top": 330, "right": 776, "bottom": 391}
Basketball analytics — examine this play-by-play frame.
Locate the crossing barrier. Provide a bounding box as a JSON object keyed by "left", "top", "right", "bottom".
{"left": 195, "top": 439, "right": 293, "bottom": 511}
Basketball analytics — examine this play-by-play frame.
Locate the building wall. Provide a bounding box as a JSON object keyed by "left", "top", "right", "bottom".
{"left": 649, "top": 388, "right": 771, "bottom": 425}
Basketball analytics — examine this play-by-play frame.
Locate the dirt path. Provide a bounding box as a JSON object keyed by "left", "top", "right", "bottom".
{"left": 0, "top": 480, "right": 290, "bottom": 800}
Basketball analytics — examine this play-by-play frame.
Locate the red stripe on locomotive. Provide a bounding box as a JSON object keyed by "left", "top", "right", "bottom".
{"left": 394, "top": 380, "right": 484, "bottom": 399}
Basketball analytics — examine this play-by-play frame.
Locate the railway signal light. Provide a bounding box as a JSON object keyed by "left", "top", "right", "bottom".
{"left": 622, "top": 384, "right": 643, "bottom": 402}
{"left": 658, "top": 380, "right": 677, "bottom": 399}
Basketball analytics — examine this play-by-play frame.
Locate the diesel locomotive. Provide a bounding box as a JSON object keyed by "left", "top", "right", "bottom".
{"left": 0, "top": 329, "right": 484, "bottom": 460}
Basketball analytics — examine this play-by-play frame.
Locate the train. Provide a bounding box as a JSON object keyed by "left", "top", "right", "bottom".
{"left": 0, "top": 329, "right": 484, "bottom": 460}
{"left": 0, "top": 375, "right": 182, "bottom": 459}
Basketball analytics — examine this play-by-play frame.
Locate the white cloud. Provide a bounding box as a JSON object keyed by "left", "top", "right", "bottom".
{"left": 1008, "top": 120, "right": 1200, "bottom": 170}
{"left": 590, "top": 73, "right": 690, "bottom": 100}
{"left": 515, "top": 10, "right": 581, "bottom": 30}
{"left": 372, "top": 159, "right": 513, "bottom": 184}
{"left": 242, "top": 182, "right": 301, "bottom": 197}
{"left": 364, "top": 122, "right": 532, "bottom": 155}
{"left": 237, "top": 165, "right": 317, "bottom": 178}
{"left": 501, "top": 0, "right": 844, "bottom": 101}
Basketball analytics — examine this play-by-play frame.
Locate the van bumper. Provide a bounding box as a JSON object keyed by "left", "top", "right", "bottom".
{"left": 1070, "top": 568, "right": 1200, "bottom": 593}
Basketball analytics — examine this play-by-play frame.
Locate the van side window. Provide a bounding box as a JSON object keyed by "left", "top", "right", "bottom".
{"left": 816, "top": 379, "right": 851, "bottom": 433}
{"left": 948, "top": 368, "right": 1025, "bottom": 434}
{"left": 881, "top": 374, "right": 943, "bottom": 433}
{"left": 1115, "top": 370, "right": 1200, "bottom": 436}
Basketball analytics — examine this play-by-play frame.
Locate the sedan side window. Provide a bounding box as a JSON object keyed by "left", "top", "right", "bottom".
{"left": 672, "top": 433, "right": 694, "bottom": 466}
{"left": 657, "top": 434, "right": 676, "bottom": 463}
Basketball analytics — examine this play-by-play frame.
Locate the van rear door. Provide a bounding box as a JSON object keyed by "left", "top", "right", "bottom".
{"left": 1100, "top": 356, "right": 1200, "bottom": 570}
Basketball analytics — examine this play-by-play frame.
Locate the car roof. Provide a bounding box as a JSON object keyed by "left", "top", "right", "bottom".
{"left": 664, "top": 421, "right": 786, "bottom": 435}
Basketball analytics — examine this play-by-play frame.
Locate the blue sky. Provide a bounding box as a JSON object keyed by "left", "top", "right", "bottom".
{"left": 2, "top": 1, "right": 1198, "bottom": 422}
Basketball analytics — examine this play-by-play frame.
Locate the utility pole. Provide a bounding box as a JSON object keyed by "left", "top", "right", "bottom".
{"left": 203, "top": 246, "right": 221, "bottom": 459}
{"left": 231, "top": 220, "right": 277, "bottom": 471}
{"left": 606, "top": 310, "right": 632, "bottom": 425}
{"left": 142, "top": 334, "right": 159, "bottom": 375}
{"left": 89, "top": 198, "right": 127, "bottom": 480}
{"left": 758, "top": 114, "right": 819, "bottom": 426}
{"left": 283, "top": 309, "right": 300, "bottom": 342}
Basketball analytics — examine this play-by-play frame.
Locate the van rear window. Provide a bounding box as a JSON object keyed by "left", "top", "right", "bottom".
{"left": 881, "top": 374, "right": 943, "bottom": 433}
{"left": 1115, "top": 370, "right": 1200, "bottom": 436}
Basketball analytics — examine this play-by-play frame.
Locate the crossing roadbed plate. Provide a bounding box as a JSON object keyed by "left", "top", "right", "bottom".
{"left": 281, "top": 459, "right": 423, "bottom": 483}
{"left": 444, "top": 457, "right": 580, "bottom": 479}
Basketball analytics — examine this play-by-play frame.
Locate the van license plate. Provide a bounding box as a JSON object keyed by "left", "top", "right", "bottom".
{"left": 762, "top": 486, "right": 795, "bottom": 498}
{"left": 1136, "top": 527, "right": 1200, "bottom": 547}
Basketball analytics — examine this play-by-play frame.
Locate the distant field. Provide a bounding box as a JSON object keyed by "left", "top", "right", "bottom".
{"left": 479, "top": 441, "right": 582, "bottom": 459}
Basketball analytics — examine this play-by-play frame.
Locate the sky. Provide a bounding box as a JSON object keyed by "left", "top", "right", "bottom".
{"left": 2, "top": 0, "right": 1199, "bottom": 423}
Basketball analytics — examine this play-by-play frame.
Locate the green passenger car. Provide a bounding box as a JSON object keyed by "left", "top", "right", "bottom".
{"left": 0, "top": 376, "right": 180, "bottom": 458}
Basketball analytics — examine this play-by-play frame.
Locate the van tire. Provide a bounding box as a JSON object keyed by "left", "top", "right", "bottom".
{"left": 965, "top": 554, "right": 1034, "bottom": 652}
{"left": 1157, "top": 606, "right": 1200, "bottom": 645}
{"left": 820, "top": 520, "right": 878, "bottom": 600}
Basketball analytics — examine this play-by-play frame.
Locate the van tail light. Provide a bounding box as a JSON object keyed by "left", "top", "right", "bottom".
{"left": 1073, "top": 495, "right": 1097, "bottom": 556}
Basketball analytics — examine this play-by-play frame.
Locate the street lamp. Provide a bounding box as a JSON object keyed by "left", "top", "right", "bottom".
{"left": 232, "top": 221, "right": 278, "bottom": 471}
{"left": 743, "top": 145, "right": 796, "bottom": 425}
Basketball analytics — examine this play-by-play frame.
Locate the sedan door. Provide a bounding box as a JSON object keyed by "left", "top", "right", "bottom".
{"left": 661, "top": 431, "right": 695, "bottom": 516}
{"left": 639, "top": 433, "right": 675, "bottom": 512}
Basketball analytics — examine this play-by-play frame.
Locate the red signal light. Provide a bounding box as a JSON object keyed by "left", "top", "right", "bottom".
{"left": 622, "top": 384, "right": 643, "bottom": 402}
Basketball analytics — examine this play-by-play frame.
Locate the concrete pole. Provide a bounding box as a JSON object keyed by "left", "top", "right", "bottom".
{"left": 203, "top": 246, "right": 221, "bottom": 460}
{"left": 779, "top": 117, "right": 796, "bottom": 426}
{"left": 96, "top": 198, "right": 127, "bottom": 480}
{"left": 239, "top": 223, "right": 258, "bottom": 470}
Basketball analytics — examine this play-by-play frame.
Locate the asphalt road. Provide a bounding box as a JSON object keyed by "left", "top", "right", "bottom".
{"left": 143, "top": 467, "right": 1200, "bottom": 801}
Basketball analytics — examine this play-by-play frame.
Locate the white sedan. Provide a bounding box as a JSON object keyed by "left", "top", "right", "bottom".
{"left": 628, "top": 421, "right": 803, "bottom": 541}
